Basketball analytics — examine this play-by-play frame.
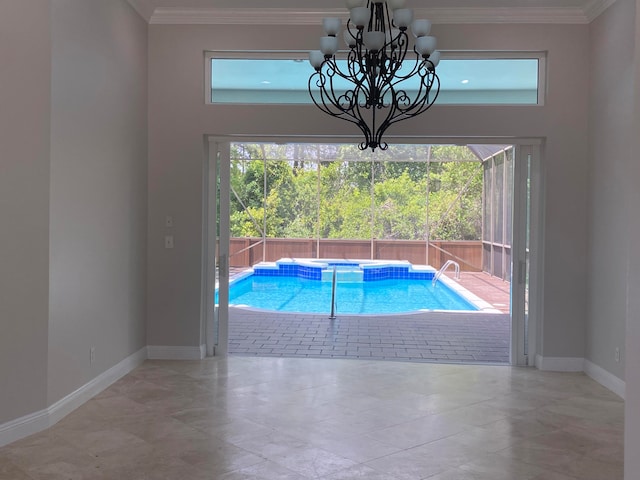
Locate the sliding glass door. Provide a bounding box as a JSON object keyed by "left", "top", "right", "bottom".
{"left": 206, "top": 140, "right": 230, "bottom": 356}
{"left": 207, "top": 138, "right": 540, "bottom": 364}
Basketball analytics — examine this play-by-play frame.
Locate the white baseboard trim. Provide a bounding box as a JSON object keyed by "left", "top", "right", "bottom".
{"left": 536, "top": 355, "right": 626, "bottom": 399}
{"left": 0, "top": 346, "right": 147, "bottom": 448}
{"left": 535, "top": 355, "right": 585, "bottom": 372}
{"left": 147, "top": 344, "right": 206, "bottom": 360}
{"left": 584, "top": 359, "right": 625, "bottom": 399}
{"left": 0, "top": 408, "right": 50, "bottom": 449}
{"left": 48, "top": 346, "right": 148, "bottom": 425}
{"left": 1, "top": 343, "right": 209, "bottom": 448}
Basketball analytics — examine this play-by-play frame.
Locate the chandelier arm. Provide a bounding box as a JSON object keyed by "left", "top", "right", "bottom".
{"left": 385, "top": 57, "right": 425, "bottom": 83}
{"left": 372, "top": 2, "right": 382, "bottom": 33}
{"left": 372, "top": 108, "right": 393, "bottom": 149}
{"left": 380, "top": 82, "right": 405, "bottom": 125}
{"left": 384, "top": 2, "right": 393, "bottom": 38}
{"left": 310, "top": 91, "right": 373, "bottom": 147}
{"left": 323, "top": 53, "right": 372, "bottom": 102}
{"left": 327, "top": 62, "right": 370, "bottom": 112}
{"left": 309, "top": 72, "right": 352, "bottom": 116}
{"left": 347, "top": 57, "right": 373, "bottom": 102}
{"left": 309, "top": 71, "right": 375, "bottom": 150}
{"left": 354, "top": 102, "right": 374, "bottom": 150}
{"left": 311, "top": 91, "right": 358, "bottom": 122}
{"left": 337, "top": 23, "right": 369, "bottom": 84}
{"left": 371, "top": 72, "right": 440, "bottom": 146}
{"left": 383, "top": 33, "right": 411, "bottom": 80}
{"left": 388, "top": 87, "right": 437, "bottom": 119}
{"left": 324, "top": 58, "right": 358, "bottom": 85}
{"left": 398, "top": 72, "right": 440, "bottom": 116}
{"left": 384, "top": 78, "right": 441, "bottom": 125}
{"left": 345, "top": 49, "right": 362, "bottom": 79}
{"left": 379, "top": 58, "right": 438, "bottom": 106}
{"left": 367, "top": 55, "right": 381, "bottom": 108}
{"left": 328, "top": 57, "right": 358, "bottom": 82}
{"left": 326, "top": 63, "right": 373, "bottom": 114}
{"left": 388, "top": 42, "right": 440, "bottom": 82}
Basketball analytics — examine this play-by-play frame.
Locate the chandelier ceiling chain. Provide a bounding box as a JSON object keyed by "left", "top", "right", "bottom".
{"left": 308, "top": 0, "right": 441, "bottom": 151}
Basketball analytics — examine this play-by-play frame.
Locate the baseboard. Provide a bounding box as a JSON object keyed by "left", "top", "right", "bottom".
{"left": 48, "top": 346, "right": 148, "bottom": 425}
{"left": 535, "top": 355, "right": 585, "bottom": 372}
{"left": 0, "top": 346, "right": 147, "bottom": 448}
{"left": 147, "top": 344, "right": 206, "bottom": 360}
{"left": 584, "top": 359, "right": 625, "bottom": 399}
{"left": 0, "top": 408, "right": 50, "bottom": 449}
{"left": 536, "top": 355, "right": 626, "bottom": 399}
{"left": 0, "top": 343, "right": 209, "bottom": 448}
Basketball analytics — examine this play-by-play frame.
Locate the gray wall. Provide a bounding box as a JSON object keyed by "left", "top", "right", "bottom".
{"left": 586, "top": 0, "right": 640, "bottom": 474}
{"left": 147, "top": 22, "right": 590, "bottom": 360}
{"left": 586, "top": 0, "right": 634, "bottom": 382}
{"left": 0, "top": 0, "right": 147, "bottom": 425}
{"left": 626, "top": 76, "right": 640, "bottom": 476}
{"left": 48, "top": 0, "right": 148, "bottom": 404}
{"left": 625, "top": 0, "right": 640, "bottom": 476}
{"left": 626, "top": 82, "right": 640, "bottom": 479}
{"left": 0, "top": 0, "right": 51, "bottom": 424}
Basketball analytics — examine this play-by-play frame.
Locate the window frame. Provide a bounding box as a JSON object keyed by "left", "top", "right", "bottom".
{"left": 204, "top": 50, "right": 547, "bottom": 107}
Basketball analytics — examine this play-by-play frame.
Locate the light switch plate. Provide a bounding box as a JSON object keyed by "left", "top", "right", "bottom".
{"left": 165, "top": 235, "right": 174, "bottom": 249}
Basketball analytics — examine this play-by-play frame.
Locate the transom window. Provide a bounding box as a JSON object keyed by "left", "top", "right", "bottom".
{"left": 207, "top": 52, "right": 544, "bottom": 106}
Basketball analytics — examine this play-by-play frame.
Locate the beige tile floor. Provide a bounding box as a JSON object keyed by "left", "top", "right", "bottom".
{"left": 0, "top": 357, "right": 624, "bottom": 479}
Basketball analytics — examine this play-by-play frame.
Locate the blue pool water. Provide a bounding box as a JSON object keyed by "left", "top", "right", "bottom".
{"left": 224, "top": 274, "right": 479, "bottom": 314}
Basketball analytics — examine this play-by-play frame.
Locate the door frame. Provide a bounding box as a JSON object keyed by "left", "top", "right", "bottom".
{"left": 511, "top": 144, "right": 543, "bottom": 365}
{"left": 203, "top": 135, "right": 544, "bottom": 364}
{"left": 204, "top": 138, "right": 230, "bottom": 356}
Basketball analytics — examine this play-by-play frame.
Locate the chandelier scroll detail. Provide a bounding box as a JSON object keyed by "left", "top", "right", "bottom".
{"left": 308, "top": 0, "right": 441, "bottom": 151}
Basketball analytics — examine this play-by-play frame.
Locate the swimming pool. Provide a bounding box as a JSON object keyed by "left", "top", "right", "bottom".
{"left": 222, "top": 259, "right": 486, "bottom": 314}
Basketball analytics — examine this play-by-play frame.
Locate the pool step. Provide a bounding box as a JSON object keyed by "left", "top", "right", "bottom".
{"left": 322, "top": 269, "right": 363, "bottom": 283}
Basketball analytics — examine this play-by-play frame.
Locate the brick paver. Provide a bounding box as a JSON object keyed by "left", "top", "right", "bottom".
{"left": 227, "top": 267, "right": 512, "bottom": 364}
{"left": 229, "top": 308, "right": 510, "bottom": 364}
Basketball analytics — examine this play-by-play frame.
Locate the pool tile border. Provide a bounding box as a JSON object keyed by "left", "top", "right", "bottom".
{"left": 251, "top": 258, "right": 436, "bottom": 282}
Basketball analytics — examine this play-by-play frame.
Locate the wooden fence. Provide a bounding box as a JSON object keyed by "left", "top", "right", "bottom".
{"left": 229, "top": 237, "right": 482, "bottom": 271}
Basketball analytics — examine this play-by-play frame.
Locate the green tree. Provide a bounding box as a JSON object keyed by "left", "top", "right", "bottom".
{"left": 228, "top": 143, "right": 484, "bottom": 242}
{"left": 374, "top": 171, "right": 427, "bottom": 239}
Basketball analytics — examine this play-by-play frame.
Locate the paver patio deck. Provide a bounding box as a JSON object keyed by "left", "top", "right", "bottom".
{"left": 230, "top": 309, "right": 510, "bottom": 364}
{"left": 444, "top": 271, "right": 511, "bottom": 314}
{"left": 227, "top": 267, "right": 512, "bottom": 364}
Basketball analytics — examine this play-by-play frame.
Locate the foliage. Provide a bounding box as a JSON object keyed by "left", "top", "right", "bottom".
{"left": 228, "top": 144, "right": 483, "bottom": 241}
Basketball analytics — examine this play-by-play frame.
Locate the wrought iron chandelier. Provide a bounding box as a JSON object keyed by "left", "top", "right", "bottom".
{"left": 308, "top": 0, "right": 441, "bottom": 151}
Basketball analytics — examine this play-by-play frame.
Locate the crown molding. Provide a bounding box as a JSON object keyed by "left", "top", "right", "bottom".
{"left": 127, "top": 0, "right": 153, "bottom": 22}
{"left": 150, "top": 8, "right": 341, "bottom": 25}
{"left": 418, "top": 7, "right": 589, "bottom": 24}
{"left": 583, "top": 0, "right": 618, "bottom": 22}
{"left": 149, "top": 6, "right": 594, "bottom": 25}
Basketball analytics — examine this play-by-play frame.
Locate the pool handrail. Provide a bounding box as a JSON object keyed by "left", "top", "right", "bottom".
{"left": 432, "top": 260, "right": 460, "bottom": 286}
{"left": 329, "top": 266, "right": 337, "bottom": 319}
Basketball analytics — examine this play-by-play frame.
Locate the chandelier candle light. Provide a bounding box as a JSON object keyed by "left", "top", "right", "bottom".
{"left": 308, "top": 0, "right": 441, "bottom": 151}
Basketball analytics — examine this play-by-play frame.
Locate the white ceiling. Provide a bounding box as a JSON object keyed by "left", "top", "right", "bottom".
{"left": 127, "top": 0, "right": 616, "bottom": 24}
